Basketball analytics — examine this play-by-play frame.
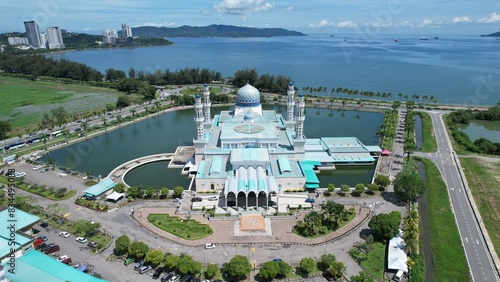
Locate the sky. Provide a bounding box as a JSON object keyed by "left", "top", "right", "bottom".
{"left": 1, "top": 0, "right": 499, "bottom": 35}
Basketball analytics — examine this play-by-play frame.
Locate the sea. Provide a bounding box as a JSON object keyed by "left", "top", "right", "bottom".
{"left": 46, "top": 33, "right": 500, "bottom": 106}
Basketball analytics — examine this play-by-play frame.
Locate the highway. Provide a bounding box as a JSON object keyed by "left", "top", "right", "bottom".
{"left": 419, "top": 111, "right": 499, "bottom": 282}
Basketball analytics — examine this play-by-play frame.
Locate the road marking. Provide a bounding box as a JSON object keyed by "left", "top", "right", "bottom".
{"left": 476, "top": 239, "right": 479, "bottom": 245}
{"left": 466, "top": 237, "right": 468, "bottom": 243}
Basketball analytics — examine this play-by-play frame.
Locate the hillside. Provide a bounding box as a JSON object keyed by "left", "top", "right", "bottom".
{"left": 481, "top": 31, "right": 500, "bottom": 37}
{"left": 126, "top": 24, "right": 306, "bottom": 38}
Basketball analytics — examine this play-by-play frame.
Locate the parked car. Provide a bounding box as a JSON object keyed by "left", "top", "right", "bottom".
{"left": 323, "top": 271, "right": 335, "bottom": 281}
{"left": 191, "top": 197, "right": 202, "bottom": 202}
{"left": 273, "top": 258, "right": 282, "bottom": 262}
{"left": 207, "top": 196, "right": 218, "bottom": 201}
{"left": 169, "top": 275, "right": 181, "bottom": 282}
{"left": 152, "top": 267, "right": 163, "bottom": 279}
{"left": 33, "top": 238, "right": 44, "bottom": 248}
{"left": 41, "top": 168, "right": 49, "bottom": 173}
{"left": 139, "top": 265, "right": 152, "bottom": 275}
{"left": 87, "top": 241, "right": 98, "bottom": 248}
{"left": 160, "top": 273, "right": 174, "bottom": 282}
{"left": 37, "top": 235, "right": 48, "bottom": 242}
{"left": 124, "top": 258, "right": 135, "bottom": 266}
{"left": 44, "top": 245, "right": 60, "bottom": 254}
{"left": 179, "top": 274, "right": 193, "bottom": 282}
{"left": 76, "top": 237, "right": 88, "bottom": 244}
{"left": 57, "top": 255, "right": 69, "bottom": 262}
{"left": 33, "top": 165, "right": 43, "bottom": 171}
{"left": 204, "top": 243, "right": 215, "bottom": 249}
{"left": 59, "top": 231, "right": 69, "bottom": 238}
{"left": 14, "top": 172, "right": 26, "bottom": 178}
{"left": 39, "top": 243, "right": 55, "bottom": 251}
{"left": 133, "top": 261, "right": 144, "bottom": 271}
{"left": 40, "top": 222, "right": 49, "bottom": 228}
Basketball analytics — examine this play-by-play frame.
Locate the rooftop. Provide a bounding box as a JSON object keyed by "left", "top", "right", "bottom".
{"left": 83, "top": 178, "right": 117, "bottom": 197}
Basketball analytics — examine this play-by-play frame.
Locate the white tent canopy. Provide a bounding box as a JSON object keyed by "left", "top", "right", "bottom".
{"left": 106, "top": 191, "right": 125, "bottom": 202}
{"left": 387, "top": 230, "right": 408, "bottom": 273}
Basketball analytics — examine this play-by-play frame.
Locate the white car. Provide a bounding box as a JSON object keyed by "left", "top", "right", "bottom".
{"left": 33, "top": 165, "right": 43, "bottom": 171}
{"left": 14, "top": 172, "right": 26, "bottom": 178}
{"left": 57, "top": 255, "right": 69, "bottom": 262}
{"left": 76, "top": 237, "right": 88, "bottom": 244}
{"left": 204, "top": 243, "right": 215, "bottom": 249}
{"left": 59, "top": 231, "right": 69, "bottom": 238}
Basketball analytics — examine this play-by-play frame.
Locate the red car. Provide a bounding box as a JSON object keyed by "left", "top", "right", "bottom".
{"left": 61, "top": 257, "right": 72, "bottom": 264}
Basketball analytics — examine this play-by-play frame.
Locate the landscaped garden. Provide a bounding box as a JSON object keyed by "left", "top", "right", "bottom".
{"left": 0, "top": 175, "right": 76, "bottom": 200}
{"left": 147, "top": 214, "right": 213, "bottom": 240}
{"left": 293, "top": 201, "right": 355, "bottom": 238}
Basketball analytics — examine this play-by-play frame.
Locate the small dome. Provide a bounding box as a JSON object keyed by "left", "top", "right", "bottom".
{"left": 289, "top": 82, "right": 294, "bottom": 86}
{"left": 298, "top": 92, "right": 304, "bottom": 97}
{"left": 236, "top": 84, "right": 261, "bottom": 108}
{"left": 243, "top": 111, "right": 254, "bottom": 121}
{"left": 245, "top": 143, "right": 256, "bottom": 148}
{"left": 195, "top": 94, "right": 200, "bottom": 99}
{"left": 204, "top": 83, "right": 208, "bottom": 87}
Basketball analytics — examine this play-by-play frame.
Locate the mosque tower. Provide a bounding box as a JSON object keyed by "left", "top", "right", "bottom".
{"left": 193, "top": 94, "right": 206, "bottom": 163}
{"left": 294, "top": 92, "right": 306, "bottom": 154}
{"left": 284, "top": 82, "right": 296, "bottom": 130}
{"left": 202, "top": 83, "right": 211, "bottom": 129}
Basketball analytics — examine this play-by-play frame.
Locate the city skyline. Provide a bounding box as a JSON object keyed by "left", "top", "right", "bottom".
{"left": 1, "top": 0, "right": 499, "bottom": 35}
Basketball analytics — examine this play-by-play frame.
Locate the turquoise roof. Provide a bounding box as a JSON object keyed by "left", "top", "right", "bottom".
{"left": 300, "top": 160, "right": 321, "bottom": 187}
{"left": 83, "top": 178, "right": 116, "bottom": 197}
{"left": 0, "top": 209, "right": 39, "bottom": 257}
{"left": 3, "top": 250, "right": 107, "bottom": 282}
{"left": 209, "top": 158, "right": 223, "bottom": 175}
{"left": 277, "top": 157, "right": 292, "bottom": 173}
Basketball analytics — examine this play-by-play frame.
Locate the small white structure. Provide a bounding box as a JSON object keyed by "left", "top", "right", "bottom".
{"left": 387, "top": 229, "right": 408, "bottom": 273}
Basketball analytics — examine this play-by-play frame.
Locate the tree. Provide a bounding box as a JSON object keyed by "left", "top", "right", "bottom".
{"left": 46, "top": 203, "right": 68, "bottom": 219}
{"left": 328, "top": 261, "right": 345, "bottom": 280}
{"left": 355, "top": 183, "right": 365, "bottom": 195}
{"left": 368, "top": 211, "right": 402, "bottom": 241}
{"left": 276, "top": 261, "right": 291, "bottom": 278}
{"left": 299, "top": 257, "right": 316, "bottom": 276}
{"left": 222, "top": 255, "right": 251, "bottom": 281}
{"left": 0, "top": 120, "right": 12, "bottom": 139}
{"left": 259, "top": 261, "right": 279, "bottom": 280}
{"left": 114, "top": 235, "right": 131, "bottom": 256}
{"left": 327, "top": 183, "right": 335, "bottom": 193}
{"left": 350, "top": 271, "right": 375, "bottom": 282}
{"left": 403, "top": 208, "right": 420, "bottom": 255}
{"left": 163, "top": 254, "right": 180, "bottom": 271}
{"left": 393, "top": 171, "right": 426, "bottom": 203}
{"left": 128, "top": 241, "right": 150, "bottom": 260}
{"left": 173, "top": 186, "right": 184, "bottom": 196}
{"left": 340, "top": 184, "right": 350, "bottom": 195}
{"left": 205, "top": 263, "right": 219, "bottom": 279}
{"left": 403, "top": 139, "right": 417, "bottom": 162}
{"left": 367, "top": 183, "right": 379, "bottom": 194}
{"left": 116, "top": 96, "right": 132, "bottom": 108}
{"left": 160, "top": 187, "right": 170, "bottom": 199}
{"left": 51, "top": 107, "right": 68, "bottom": 127}
{"left": 114, "top": 183, "right": 126, "bottom": 193}
{"left": 145, "top": 249, "right": 164, "bottom": 266}
{"left": 374, "top": 175, "right": 391, "bottom": 190}
{"left": 318, "top": 254, "right": 337, "bottom": 270}
{"left": 178, "top": 254, "right": 202, "bottom": 275}
{"left": 73, "top": 219, "right": 101, "bottom": 237}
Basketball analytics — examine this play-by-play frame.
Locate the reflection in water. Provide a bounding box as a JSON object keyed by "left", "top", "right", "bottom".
{"left": 456, "top": 120, "right": 500, "bottom": 142}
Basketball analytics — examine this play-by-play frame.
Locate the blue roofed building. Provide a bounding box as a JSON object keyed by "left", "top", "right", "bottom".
{"left": 188, "top": 83, "right": 380, "bottom": 208}
{"left": 82, "top": 178, "right": 117, "bottom": 199}
{"left": 0, "top": 208, "right": 39, "bottom": 264}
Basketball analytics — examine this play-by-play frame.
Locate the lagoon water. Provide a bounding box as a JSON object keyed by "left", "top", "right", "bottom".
{"left": 456, "top": 120, "right": 500, "bottom": 142}
{"left": 45, "top": 106, "right": 383, "bottom": 188}
{"left": 47, "top": 34, "right": 500, "bottom": 106}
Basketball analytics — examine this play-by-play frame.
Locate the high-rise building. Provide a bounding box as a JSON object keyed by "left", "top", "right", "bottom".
{"left": 102, "top": 30, "right": 118, "bottom": 44}
{"left": 8, "top": 37, "right": 29, "bottom": 45}
{"left": 24, "top": 21, "right": 44, "bottom": 49}
{"left": 46, "top": 27, "right": 65, "bottom": 49}
{"left": 40, "top": 33, "right": 47, "bottom": 49}
{"left": 121, "top": 23, "right": 132, "bottom": 39}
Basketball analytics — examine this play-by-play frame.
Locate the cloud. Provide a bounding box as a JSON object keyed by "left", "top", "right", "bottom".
{"left": 284, "top": 5, "right": 294, "bottom": 12}
{"left": 82, "top": 27, "right": 100, "bottom": 31}
{"left": 452, "top": 16, "right": 470, "bottom": 23}
{"left": 200, "top": 9, "right": 212, "bottom": 16}
{"left": 418, "top": 19, "right": 433, "bottom": 28}
{"left": 477, "top": 12, "right": 500, "bottom": 23}
{"left": 398, "top": 20, "right": 413, "bottom": 28}
{"left": 309, "top": 19, "right": 334, "bottom": 28}
{"left": 135, "top": 22, "right": 177, "bottom": 27}
{"left": 336, "top": 20, "right": 358, "bottom": 28}
{"left": 214, "top": 0, "right": 275, "bottom": 15}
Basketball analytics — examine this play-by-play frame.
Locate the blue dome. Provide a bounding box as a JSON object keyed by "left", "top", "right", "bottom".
{"left": 243, "top": 111, "right": 254, "bottom": 121}
{"left": 236, "top": 84, "right": 261, "bottom": 108}
{"left": 298, "top": 92, "right": 304, "bottom": 97}
{"left": 289, "top": 82, "right": 294, "bottom": 86}
{"left": 204, "top": 83, "right": 208, "bottom": 87}
{"left": 195, "top": 94, "right": 200, "bottom": 99}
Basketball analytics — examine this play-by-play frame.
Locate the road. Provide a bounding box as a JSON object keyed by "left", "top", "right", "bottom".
{"left": 416, "top": 111, "right": 499, "bottom": 282}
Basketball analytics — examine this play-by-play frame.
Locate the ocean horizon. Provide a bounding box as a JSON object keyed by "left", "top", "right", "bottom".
{"left": 47, "top": 33, "right": 500, "bottom": 106}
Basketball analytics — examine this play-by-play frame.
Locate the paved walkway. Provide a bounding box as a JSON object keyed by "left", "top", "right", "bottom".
{"left": 131, "top": 206, "right": 371, "bottom": 246}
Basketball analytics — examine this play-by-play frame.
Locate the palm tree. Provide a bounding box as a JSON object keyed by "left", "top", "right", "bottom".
{"left": 403, "top": 208, "right": 420, "bottom": 255}
{"left": 403, "top": 139, "right": 417, "bottom": 162}
{"left": 81, "top": 121, "right": 89, "bottom": 138}
{"left": 154, "top": 101, "right": 161, "bottom": 113}
{"left": 144, "top": 106, "right": 150, "bottom": 116}
{"left": 61, "top": 126, "right": 70, "bottom": 143}
{"left": 101, "top": 117, "right": 108, "bottom": 131}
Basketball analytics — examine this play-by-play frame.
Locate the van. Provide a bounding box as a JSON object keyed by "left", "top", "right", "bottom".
{"left": 44, "top": 245, "right": 60, "bottom": 254}
{"left": 139, "top": 265, "right": 152, "bottom": 274}
{"left": 152, "top": 268, "right": 163, "bottom": 279}
{"left": 160, "top": 273, "right": 173, "bottom": 282}
{"left": 179, "top": 274, "right": 192, "bottom": 282}
{"left": 392, "top": 270, "right": 405, "bottom": 282}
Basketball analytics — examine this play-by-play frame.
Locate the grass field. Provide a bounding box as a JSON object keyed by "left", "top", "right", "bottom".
{"left": 350, "top": 241, "right": 386, "bottom": 280}
{"left": 147, "top": 214, "right": 213, "bottom": 240}
{"left": 416, "top": 112, "right": 437, "bottom": 152}
{"left": 0, "top": 75, "right": 121, "bottom": 130}
{"left": 421, "top": 158, "right": 471, "bottom": 281}
{"left": 459, "top": 156, "right": 500, "bottom": 258}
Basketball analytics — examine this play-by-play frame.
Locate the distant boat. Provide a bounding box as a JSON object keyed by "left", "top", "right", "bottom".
{"left": 434, "top": 36, "right": 439, "bottom": 39}
{"left": 330, "top": 35, "right": 335, "bottom": 37}
{"left": 420, "top": 38, "right": 428, "bottom": 40}
{"left": 394, "top": 39, "right": 400, "bottom": 42}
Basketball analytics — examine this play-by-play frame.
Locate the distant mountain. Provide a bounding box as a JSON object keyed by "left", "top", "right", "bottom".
{"left": 127, "top": 24, "right": 306, "bottom": 38}
{"left": 480, "top": 31, "right": 500, "bottom": 37}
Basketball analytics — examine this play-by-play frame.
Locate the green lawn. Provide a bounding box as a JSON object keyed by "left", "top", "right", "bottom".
{"left": 460, "top": 157, "right": 500, "bottom": 258}
{"left": 350, "top": 242, "right": 386, "bottom": 280}
{"left": 147, "top": 214, "right": 213, "bottom": 240}
{"left": 0, "top": 75, "right": 121, "bottom": 130}
{"left": 421, "top": 158, "right": 470, "bottom": 281}
{"left": 416, "top": 112, "right": 437, "bottom": 152}
{"left": 0, "top": 176, "right": 76, "bottom": 200}
{"left": 179, "top": 85, "right": 224, "bottom": 96}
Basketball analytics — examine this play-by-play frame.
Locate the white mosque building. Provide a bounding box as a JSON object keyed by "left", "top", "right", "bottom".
{"left": 190, "top": 83, "right": 380, "bottom": 208}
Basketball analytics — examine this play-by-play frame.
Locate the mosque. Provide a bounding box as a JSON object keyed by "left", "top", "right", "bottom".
{"left": 189, "top": 83, "right": 381, "bottom": 208}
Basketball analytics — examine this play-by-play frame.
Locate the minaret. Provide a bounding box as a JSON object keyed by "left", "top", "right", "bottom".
{"left": 203, "top": 83, "right": 211, "bottom": 123}
{"left": 287, "top": 82, "right": 295, "bottom": 122}
{"left": 294, "top": 92, "right": 306, "bottom": 155}
{"left": 193, "top": 94, "right": 206, "bottom": 163}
